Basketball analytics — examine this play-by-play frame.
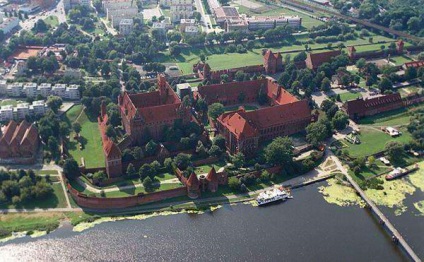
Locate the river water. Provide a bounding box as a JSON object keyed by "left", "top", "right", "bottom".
{"left": 0, "top": 182, "right": 420, "bottom": 262}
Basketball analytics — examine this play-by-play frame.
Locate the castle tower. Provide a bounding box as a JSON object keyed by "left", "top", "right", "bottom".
{"left": 100, "top": 100, "right": 107, "bottom": 120}
{"left": 206, "top": 167, "right": 219, "bottom": 192}
{"left": 396, "top": 40, "right": 404, "bottom": 54}
{"left": 103, "top": 140, "right": 122, "bottom": 178}
{"left": 347, "top": 46, "right": 356, "bottom": 60}
{"left": 157, "top": 74, "right": 168, "bottom": 100}
{"left": 203, "top": 63, "right": 211, "bottom": 79}
{"left": 186, "top": 172, "right": 200, "bottom": 199}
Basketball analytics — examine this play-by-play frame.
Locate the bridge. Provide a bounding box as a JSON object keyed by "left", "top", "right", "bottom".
{"left": 332, "top": 156, "right": 422, "bottom": 262}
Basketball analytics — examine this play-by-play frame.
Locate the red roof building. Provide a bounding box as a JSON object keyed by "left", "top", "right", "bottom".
{"left": 402, "top": 61, "right": 424, "bottom": 70}
{"left": 0, "top": 120, "right": 39, "bottom": 160}
{"left": 263, "top": 50, "right": 283, "bottom": 74}
{"left": 202, "top": 78, "right": 311, "bottom": 156}
{"left": 118, "top": 74, "right": 191, "bottom": 145}
{"left": 342, "top": 93, "right": 404, "bottom": 119}
{"left": 196, "top": 78, "right": 297, "bottom": 107}
{"left": 186, "top": 171, "right": 201, "bottom": 199}
{"left": 305, "top": 50, "right": 341, "bottom": 70}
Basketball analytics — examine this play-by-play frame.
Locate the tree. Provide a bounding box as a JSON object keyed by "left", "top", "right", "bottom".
{"left": 355, "top": 58, "right": 366, "bottom": 70}
{"left": 232, "top": 152, "right": 245, "bottom": 168}
{"left": 306, "top": 118, "right": 332, "bottom": 146}
{"left": 139, "top": 164, "right": 152, "bottom": 179}
{"left": 143, "top": 176, "right": 153, "bottom": 190}
{"left": 59, "top": 122, "right": 70, "bottom": 137}
{"left": 48, "top": 137, "right": 59, "bottom": 157}
{"left": 332, "top": 111, "right": 349, "bottom": 130}
{"left": 101, "top": 63, "right": 111, "bottom": 76}
{"left": 105, "top": 124, "right": 116, "bottom": 139}
{"left": 367, "top": 156, "right": 375, "bottom": 167}
{"left": 46, "top": 96, "right": 63, "bottom": 113}
{"left": 164, "top": 158, "right": 173, "bottom": 171}
{"left": 72, "top": 122, "right": 82, "bottom": 134}
{"left": 208, "top": 103, "right": 225, "bottom": 120}
{"left": 126, "top": 163, "right": 137, "bottom": 177}
{"left": 145, "top": 140, "right": 158, "bottom": 156}
{"left": 63, "top": 158, "right": 80, "bottom": 179}
{"left": 385, "top": 141, "right": 404, "bottom": 162}
{"left": 93, "top": 171, "right": 107, "bottom": 183}
{"left": 405, "top": 67, "right": 417, "bottom": 80}
{"left": 208, "top": 145, "right": 222, "bottom": 157}
{"left": 418, "top": 52, "right": 424, "bottom": 61}
{"left": 228, "top": 177, "right": 241, "bottom": 190}
{"left": 264, "top": 136, "right": 293, "bottom": 166}
{"left": 321, "top": 77, "right": 331, "bottom": 91}
{"left": 293, "top": 51, "right": 307, "bottom": 62}
{"left": 378, "top": 77, "right": 393, "bottom": 93}
{"left": 213, "top": 135, "right": 226, "bottom": 150}
{"left": 174, "top": 153, "right": 191, "bottom": 170}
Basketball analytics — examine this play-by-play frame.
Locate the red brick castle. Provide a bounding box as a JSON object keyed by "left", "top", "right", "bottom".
{"left": 0, "top": 120, "right": 39, "bottom": 161}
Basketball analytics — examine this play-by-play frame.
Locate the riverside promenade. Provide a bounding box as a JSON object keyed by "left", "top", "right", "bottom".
{"left": 333, "top": 155, "right": 422, "bottom": 262}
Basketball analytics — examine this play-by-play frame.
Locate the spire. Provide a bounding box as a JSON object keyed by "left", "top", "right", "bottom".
{"left": 206, "top": 167, "right": 218, "bottom": 183}
{"left": 187, "top": 171, "right": 200, "bottom": 188}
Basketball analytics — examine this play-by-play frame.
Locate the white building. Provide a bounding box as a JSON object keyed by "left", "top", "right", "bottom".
{"left": 184, "top": 25, "right": 199, "bottom": 35}
{"left": 52, "top": 84, "right": 67, "bottom": 97}
{"left": 109, "top": 9, "right": 141, "bottom": 27}
{"left": 119, "top": 18, "right": 134, "bottom": 35}
{"left": 246, "top": 16, "right": 302, "bottom": 31}
{"left": 31, "top": 100, "right": 47, "bottom": 116}
{"left": 65, "top": 85, "right": 80, "bottom": 100}
{"left": 23, "top": 83, "right": 38, "bottom": 98}
{"left": 103, "top": 0, "right": 133, "bottom": 10}
{"left": 15, "top": 102, "right": 30, "bottom": 120}
{"left": 37, "top": 83, "right": 52, "bottom": 98}
{"left": 171, "top": 4, "right": 193, "bottom": 23}
{"left": 6, "top": 83, "right": 23, "bottom": 97}
{"left": 0, "top": 80, "right": 7, "bottom": 95}
{"left": 180, "top": 18, "right": 195, "bottom": 31}
{"left": 0, "top": 17, "right": 19, "bottom": 34}
{"left": 0, "top": 105, "right": 13, "bottom": 122}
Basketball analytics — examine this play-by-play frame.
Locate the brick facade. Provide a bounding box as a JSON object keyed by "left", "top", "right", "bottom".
{"left": 0, "top": 120, "right": 39, "bottom": 160}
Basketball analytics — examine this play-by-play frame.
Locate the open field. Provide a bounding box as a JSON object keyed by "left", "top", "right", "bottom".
{"left": 44, "top": 16, "right": 59, "bottom": 27}
{"left": 0, "top": 183, "right": 68, "bottom": 209}
{"left": 342, "top": 127, "right": 413, "bottom": 158}
{"left": 0, "top": 99, "right": 23, "bottom": 107}
{"left": 338, "top": 91, "right": 362, "bottom": 102}
{"left": 66, "top": 108, "right": 105, "bottom": 168}
{"left": 357, "top": 103, "right": 424, "bottom": 126}
{"left": 389, "top": 55, "right": 414, "bottom": 65}
{"left": 194, "top": 160, "right": 227, "bottom": 174}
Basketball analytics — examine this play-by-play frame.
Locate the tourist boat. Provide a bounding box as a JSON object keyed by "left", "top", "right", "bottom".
{"left": 256, "top": 187, "right": 292, "bottom": 206}
{"left": 385, "top": 165, "right": 419, "bottom": 181}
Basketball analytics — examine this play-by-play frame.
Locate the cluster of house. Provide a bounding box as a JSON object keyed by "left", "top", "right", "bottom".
{"left": 0, "top": 100, "right": 47, "bottom": 122}
{"left": 0, "top": 120, "right": 39, "bottom": 161}
{"left": 103, "top": 0, "right": 143, "bottom": 33}
{"left": 210, "top": 5, "right": 302, "bottom": 32}
{"left": 160, "top": 0, "right": 194, "bottom": 23}
{"left": 64, "top": 0, "right": 91, "bottom": 11}
{"left": 0, "top": 81, "right": 80, "bottom": 100}
{"left": 0, "top": 15, "right": 19, "bottom": 35}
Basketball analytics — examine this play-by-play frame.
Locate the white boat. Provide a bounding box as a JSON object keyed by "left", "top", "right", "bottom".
{"left": 256, "top": 187, "right": 292, "bottom": 206}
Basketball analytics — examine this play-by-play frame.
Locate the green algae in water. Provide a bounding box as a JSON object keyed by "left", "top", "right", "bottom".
{"left": 408, "top": 163, "right": 424, "bottom": 192}
{"left": 365, "top": 178, "right": 415, "bottom": 215}
{"left": 318, "top": 178, "right": 364, "bottom": 207}
{"left": 413, "top": 200, "right": 424, "bottom": 216}
{"left": 73, "top": 210, "right": 206, "bottom": 233}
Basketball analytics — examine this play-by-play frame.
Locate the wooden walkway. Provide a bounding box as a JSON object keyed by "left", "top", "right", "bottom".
{"left": 342, "top": 169, "right": 422, "bottom": 261}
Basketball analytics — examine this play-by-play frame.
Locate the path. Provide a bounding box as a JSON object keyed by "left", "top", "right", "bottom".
{"left": 58, "top": 171, "right": 72, "bottom": 209}
{"left": 331, "top": 150, "right": 421, "bottom": 262}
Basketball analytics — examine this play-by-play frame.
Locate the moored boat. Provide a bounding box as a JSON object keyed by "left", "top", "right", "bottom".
{"left": 256, "top": 186, "right": 292, "bottom": 206}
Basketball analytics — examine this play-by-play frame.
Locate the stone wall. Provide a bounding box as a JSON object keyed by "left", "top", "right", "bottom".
{"left": 67, "top": 182, "right": 187, "bottom": 209}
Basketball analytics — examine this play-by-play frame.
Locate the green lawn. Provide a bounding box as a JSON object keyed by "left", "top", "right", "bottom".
{"left": 0, "top": 99, "right": 22, "bottom": 107}
{"left": 343, "top": 127, "right": 413, "bottom": 158}
{"left": 67, "top": 109, "right": 105, "bottom": 168}
{"left": 224, "top": 104, "right": 258, "bottom": 112}
{"left": 356, "top": 104, "right": 424, "bottom": 126}
{"left": 64, "top": 104, "right": 84, "bottom": 123}
{"left": 0, "top": 183, "right": 67, "bottom": 209}
{"left": 338, "top": 91, "right": 362, "bottom": 102}
{"left": 389, "top": 55, "right": 413, "bottom": 65}
{"left": 44, "top": 16, "right": 59, "bottom": 27}
{"left": 194, "top": 160, "right": 227, "bottom": 174}
{"left": 35, "top": 170, "right": 59, "bottom": 175}
{"left": 103, "top": 183, "right": 184, "bottom": 198}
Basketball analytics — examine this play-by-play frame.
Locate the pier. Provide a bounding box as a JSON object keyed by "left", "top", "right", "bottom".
{"left": 335, "top": 160, "right": 422, "bottom": 262}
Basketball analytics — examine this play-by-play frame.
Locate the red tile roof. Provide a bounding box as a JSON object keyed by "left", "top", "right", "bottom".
{"left": 187, "top": 172, "right": 200, "bottom": 187}
{"left": 11, "top": 120, "right": 30, "bottom": 145}
{"left": 2, "top": 120, "right": 18, "bottom": 144}
{"left": 206, "top": 167, "right": 219, "bottom": 183}
{"left": 103, "top": 139, "right": 121, "bottom": 159}
{"left": 306, "top": 50, "right": 341, "bottom": 69}
{"left": 403, "top": 61, "right": 424, "bottom": 69}
{"left": 21, "top": 124, "right": 39, "bottom": 146}
{"left": 343, "top": 93, "right": 402, "bottom": 115}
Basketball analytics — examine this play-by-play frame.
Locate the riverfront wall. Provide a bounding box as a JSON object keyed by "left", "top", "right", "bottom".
{"left": 66, "top": 182, "right": 187, "bottom": 209}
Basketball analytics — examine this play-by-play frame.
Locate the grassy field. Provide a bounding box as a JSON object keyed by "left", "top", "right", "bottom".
{"left": 194, "top": 160, "right": 227, "bottom": 174}
{"left": 224, "top": 104, "right": 258, "bottom": 112}
{"left": 35, "top": 170, "right": 59, "bottom": 175}
{"left": 64, "top": 104, "right": 84, "bottom": 123}
{"left": 0, "top": 99, "right": 22, "bottom": 107}
{"left": 389, "top": 55, "right": 414, "bottom": 65}
{"left": 0, "top": 183, "right": 67, "bottom": 209}
{"left": 356, "top": 104, "right": 424, "bottom": 126}
{"left": 338, "top": 91, "right": 362, "bottom": 102}
{"left": 44, "top": 16, "right": 59, "bottom": 27}
{"left": 66, "top": 108, "right": 105, "bottom": 168}
{"left": 343, "top": 127, "right": 413, "bottom": 158}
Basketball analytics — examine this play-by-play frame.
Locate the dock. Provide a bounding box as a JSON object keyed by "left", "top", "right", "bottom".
{"left": 344, "top": 171, "right": 422, "bottom": 262}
